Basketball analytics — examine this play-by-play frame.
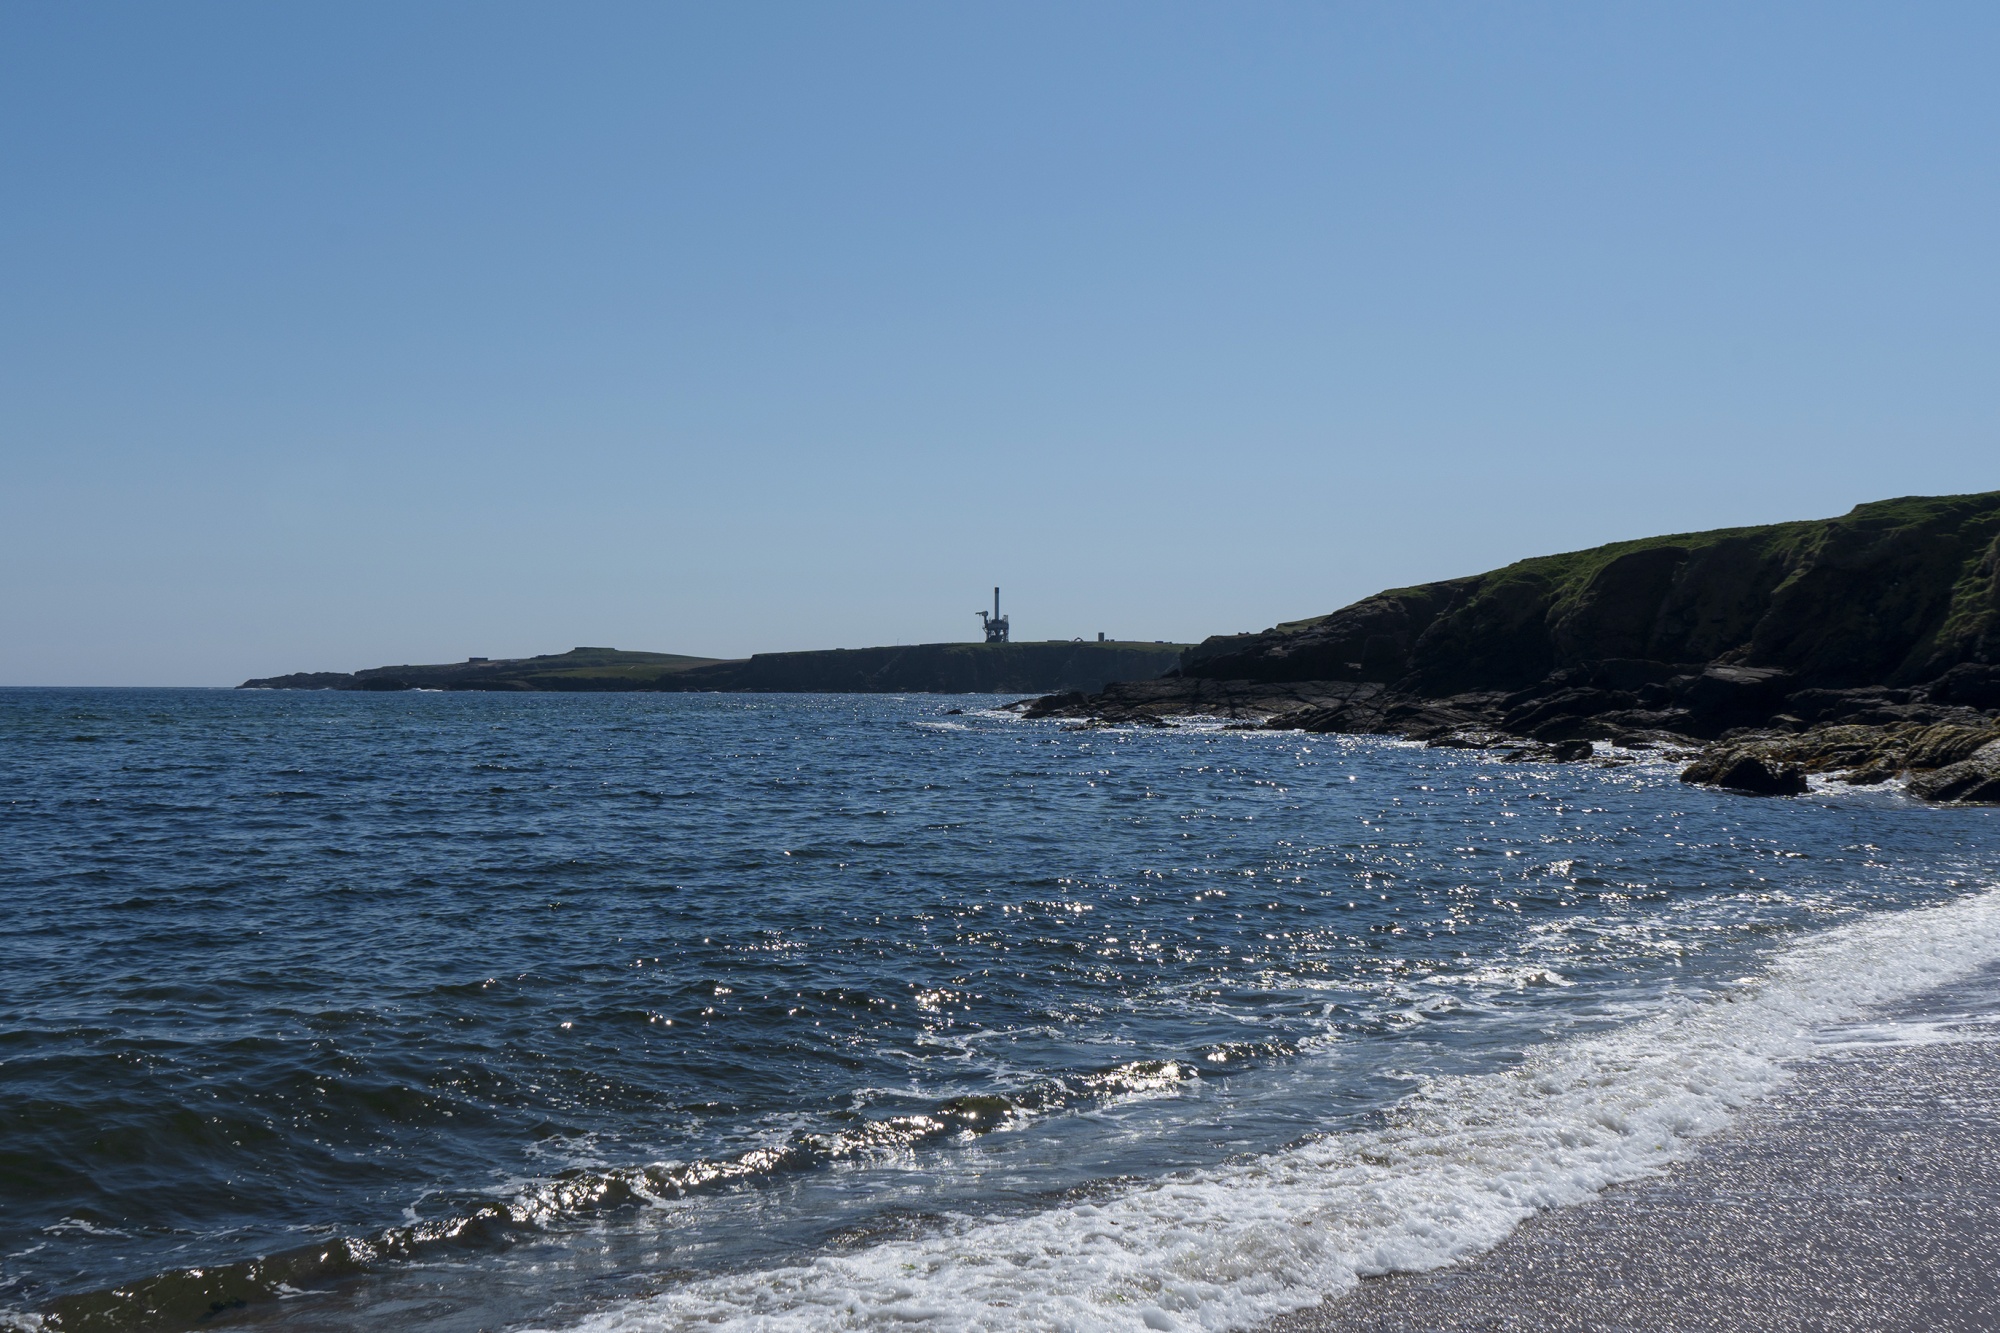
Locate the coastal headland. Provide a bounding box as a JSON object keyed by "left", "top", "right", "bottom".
{"left": 239, "top": 491, "right": 2000, "bottom": 802}
{"left": 1023, "top": 491, "right": 2000, "bottom": 804}
{"left": 241, "top": 639, "right": 1189, "bottom": 698}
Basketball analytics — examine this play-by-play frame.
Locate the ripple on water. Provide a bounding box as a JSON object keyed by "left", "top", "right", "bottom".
{"left": 0, "top": 688, "right": 1995, "bottom": 1332}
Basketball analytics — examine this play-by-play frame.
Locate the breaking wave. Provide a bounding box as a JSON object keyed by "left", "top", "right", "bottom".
{"left": 539, "top": 885, "right": 2000, "bottom": 1333}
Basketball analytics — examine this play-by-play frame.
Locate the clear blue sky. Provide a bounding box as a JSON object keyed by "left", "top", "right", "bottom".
{"left": 4, "top": 2, "right": 1996, "bottom": 684}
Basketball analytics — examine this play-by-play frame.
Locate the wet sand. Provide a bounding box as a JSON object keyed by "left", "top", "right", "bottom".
{"left": 1267, "top": 964, "right": 2000, "bottom": 1333}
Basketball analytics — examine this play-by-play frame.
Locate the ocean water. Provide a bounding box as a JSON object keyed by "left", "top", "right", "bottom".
{"left": 2, "top": 688, "right": 1997, "bottom": 1333}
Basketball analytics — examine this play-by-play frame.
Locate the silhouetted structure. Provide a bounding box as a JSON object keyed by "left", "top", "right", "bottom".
{"left": 977, "top": 587, "right": 1010, "bottom": 643}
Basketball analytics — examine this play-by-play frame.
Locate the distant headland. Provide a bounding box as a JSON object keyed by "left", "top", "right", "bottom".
{"left": 240, "top": 639, "right": 1190, "bottom": 698}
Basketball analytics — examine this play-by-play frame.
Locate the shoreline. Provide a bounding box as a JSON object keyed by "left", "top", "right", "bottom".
{"left": 1263, "top": 962, "right": 2000, "bottom": 1333}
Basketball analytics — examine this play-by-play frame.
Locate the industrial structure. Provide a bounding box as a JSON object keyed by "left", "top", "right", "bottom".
{"left": 976, "top": 587, "right": 1010, "bottom": 643}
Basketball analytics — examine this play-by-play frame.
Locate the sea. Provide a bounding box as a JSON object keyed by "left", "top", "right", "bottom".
{"left": 3, "top": 688, "right": 1998, "bottom": 1333}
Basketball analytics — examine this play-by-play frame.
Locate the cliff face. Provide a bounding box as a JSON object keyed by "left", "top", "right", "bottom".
{"left": 1179, "top": 492, "right": 2000, "bottom": 697}
{"left": 1024, "top": 492, "right": 2000, "bottom": 763}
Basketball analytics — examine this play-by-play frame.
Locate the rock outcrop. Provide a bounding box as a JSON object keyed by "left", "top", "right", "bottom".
{"left": 1673, "top": 723, "right": 2000, "bottom": 802}
{"left": 1678, "top": 751, "right": 1810, "bottom": 796}
{"left": 1907, "top": 742, "right": 2000, "bottom": 803}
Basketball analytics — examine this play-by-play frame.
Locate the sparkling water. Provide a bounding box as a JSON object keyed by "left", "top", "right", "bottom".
{"left": 3, "top": 689, "right": 1995, "bottom": 1332}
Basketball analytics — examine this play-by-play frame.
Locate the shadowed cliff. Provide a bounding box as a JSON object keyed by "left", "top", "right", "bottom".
{"left": 1025, "top": 493, "right": 2000, "bottom": 789}
{"left": 1177, "top": 491, "right": 2000, "bottom": 696}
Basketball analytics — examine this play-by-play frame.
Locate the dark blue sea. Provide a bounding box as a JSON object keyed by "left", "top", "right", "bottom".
{"left": 4, "top": 689, "right": 1997, "bottom": 1333}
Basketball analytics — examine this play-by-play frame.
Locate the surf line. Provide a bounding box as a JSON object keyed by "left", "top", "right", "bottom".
{"left": 543, "top": 884, "right": 2000, "bottom": 1333}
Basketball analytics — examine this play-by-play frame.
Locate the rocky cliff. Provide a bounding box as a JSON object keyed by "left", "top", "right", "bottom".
{"left": 1024, "top": 492, "right": 2000, "bottom": 801}
{"left": 1180, "top": 490, "right": 2000, "bottom": 699}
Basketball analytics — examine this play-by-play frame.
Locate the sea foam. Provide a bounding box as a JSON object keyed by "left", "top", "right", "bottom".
{"left": 543, "top": 884, "right": 2000, "bottom": 1333}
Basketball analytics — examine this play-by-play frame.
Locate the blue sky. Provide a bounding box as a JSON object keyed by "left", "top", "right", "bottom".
{"left": 4, "top": 2, "right": 1997, "bottom": 684}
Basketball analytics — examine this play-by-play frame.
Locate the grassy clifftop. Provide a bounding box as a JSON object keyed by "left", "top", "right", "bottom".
{"left": 1182, "top": 491, "right": 2000, "bottom": 695}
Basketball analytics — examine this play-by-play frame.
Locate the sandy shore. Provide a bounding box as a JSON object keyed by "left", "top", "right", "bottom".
{"left": 1265, "top": 963, "right": 2000, "bottom": 1333}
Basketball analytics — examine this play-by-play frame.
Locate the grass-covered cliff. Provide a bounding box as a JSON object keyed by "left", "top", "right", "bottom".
{"left": 1180, "top": 491, "right": 2000, "bottom": 697}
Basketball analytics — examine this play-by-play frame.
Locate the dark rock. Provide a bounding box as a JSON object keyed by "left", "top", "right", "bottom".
{"left": 1425, "top": 733, "right": 1501, "bottom": 750}
{"left": 1773, "top": 723, "right": 1908, "bottom": 773}
{"left": 1018, "top": 692, "right": 1087, "bottom": 718}
{"left": 1501, "top": 688, "right": 1633, "bottom": 737}
{"left": 1501, "top": 739, "right": 1597, "bottom": 764}
{"left": 1905, "top": 742, "right": 2000, "bottom": 803}
{"left": 1786, "top": 686, "right": 1910, "bottom": 723}
{"left": 1675, "top": 721, "right": 2000, "bottom": 802}
{"left": 1594, "top": 707, "right": 1701, "bottom": 735}
{"left": 1926, "top": 662, "right": 2000, "bottom": 711}
{"left": 1900, "top": 723, "right": 2000, "bottom": 769}
{"left": 1777, "top": 684, "right": 1983, "bottom": 728}
{"left": 1681, "top": 749, "right": 1809, "bottom": 795}
{"left": 1669, "top": 666, "right": 1795, "bottom": 733}
{"left": 1583, "top": 658, "right": 1689, "bottom": 691}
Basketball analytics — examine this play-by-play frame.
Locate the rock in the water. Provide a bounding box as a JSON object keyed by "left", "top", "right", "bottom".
{"left": 1680, "top": 749, "right": 1809, "bottom": 795}
{"left": 1017, "top": 691, "right": 1088, "bottom": 718}
{"left": 1500, "top": 739, "right": 1597, "bottom": 764}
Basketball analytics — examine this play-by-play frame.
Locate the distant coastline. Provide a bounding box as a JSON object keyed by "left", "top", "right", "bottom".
{"left": 239, "top": 639, "right": 1189, "bottom": 698}
{"left": 238, "top": 491, "right": 2000, "bottom": 804}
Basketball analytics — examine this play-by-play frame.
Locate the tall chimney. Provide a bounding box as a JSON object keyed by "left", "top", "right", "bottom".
{"left": 993, "top": 587, "right": 1001, "bottom": 620}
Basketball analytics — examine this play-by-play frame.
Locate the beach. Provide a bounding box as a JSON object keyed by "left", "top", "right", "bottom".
{"left": 1268, "top": 962, "right": 2000, "bottom": 1333}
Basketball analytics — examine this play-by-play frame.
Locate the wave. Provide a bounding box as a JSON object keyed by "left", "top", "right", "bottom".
{"left": 527, "top": 884, "right": 2000, "bottom": 1333}
{"left": 10, "top": 1059, "right": 1219, "bottom": 1333}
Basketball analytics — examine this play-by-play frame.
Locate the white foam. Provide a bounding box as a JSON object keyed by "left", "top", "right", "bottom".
{"left": 1815, "top": 1011, "right": 2000, "bottom": 1050}
{"left": 541, "top": 887, "right": 2000, "bottom": 1333}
